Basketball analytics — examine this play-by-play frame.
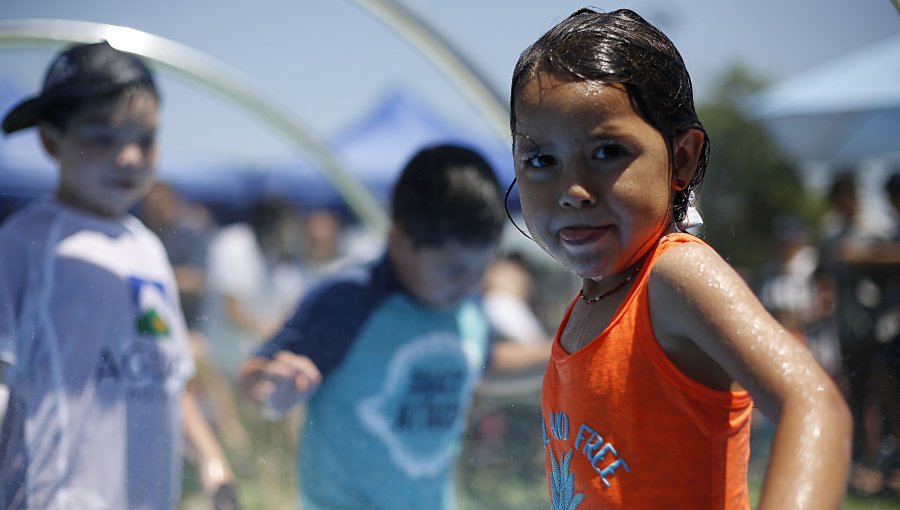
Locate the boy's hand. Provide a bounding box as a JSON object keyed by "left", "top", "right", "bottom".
{"left": 251, "top": 352, "right": 322, "bottom": 418}
{"left": 212, "top": 482, "right": 240, "bottom": 510}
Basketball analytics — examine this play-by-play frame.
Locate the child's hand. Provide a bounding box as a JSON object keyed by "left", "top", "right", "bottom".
{"left": 253, "top": 351, "right": 322, "bottom": 418}
{"left": 212, "top": 482, "right": 240, "bottom": 510}
{"left": 197, "top": 456, "right": 240, "bottom": 510}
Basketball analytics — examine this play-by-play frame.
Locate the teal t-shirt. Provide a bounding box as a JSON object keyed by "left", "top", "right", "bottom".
{"left": 256, "top": 255, "right": 491, "bottom": 509}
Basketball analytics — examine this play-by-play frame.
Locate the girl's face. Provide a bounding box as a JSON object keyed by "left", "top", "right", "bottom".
{"left": 43, "top": 92, "right": 158, "bottom": 218}
{"left": 512, "top": 74, "right": 676, "bottom": 280}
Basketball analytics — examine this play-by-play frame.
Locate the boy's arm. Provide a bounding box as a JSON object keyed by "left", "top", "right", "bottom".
{"left": 181, "top": 391, "right": 240, "bottom": 510}
{"left": 651, "top": 242, "right": 852, "bottom": 510}
{"left": 239, "top": 351, "right": 322, "bottom": 418}
{"left": 488, "top": 339, "right": 551, "bottom": 373}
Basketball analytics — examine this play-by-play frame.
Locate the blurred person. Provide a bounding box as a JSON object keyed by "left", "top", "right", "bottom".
{"left": 482, "top": 252, "right": 550, "bottom": 346}
{"left": 0, "top": 41, "right": 237, "bottom": 509}
{"left": 239, "top": 144, "right": 550, "bottom": 509}
{"left": 138, "top": 181, "right": 213, "bottom": 328}
{"left": 755, "top": 216, "right": 818, "bottom": 336}
{"left": 803, "top": 265, "right": 843, "bottom": 379}
{"left": 301, "top": 208, "right": 346, "bottom": 277}
{"left": 837, "top": 171, "right": 900, "bottom": 496}
{"left": 753, "top": 216, "right": 845, "bottom": 375}
{"left": 139, "top": 182, "right": 252, "bottom": 454}
{"left": 203, "top": 197, "right": 307, "bottom": 380}
{"left": 510, "top": 9, "right": 850, "bottom": 508}
{"left": 817, "top": 173, "right": 893, "bottom": 496}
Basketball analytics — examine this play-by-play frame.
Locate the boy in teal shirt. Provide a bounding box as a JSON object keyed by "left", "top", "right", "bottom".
{"left": 241, "top": 144, "right": 548, "bottom": 509}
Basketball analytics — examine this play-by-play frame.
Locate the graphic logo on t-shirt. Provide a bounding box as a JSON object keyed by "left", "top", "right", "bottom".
{"left": 128, "top": 276, "right": 171, "bottom": 338}
{"left": 357, "top": 331, "right": 477, "bottom": 478}
{"left": 95, "top": 339, "right": 173, "bottom": 398}
{"left": 549, "top": 446, "right": 583, "bottom": 509}
{"left": 94, "top": 276, "right": 178, "bottom": 398}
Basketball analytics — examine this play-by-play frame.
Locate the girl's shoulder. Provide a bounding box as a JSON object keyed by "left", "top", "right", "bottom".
{"left": 650, "top": 233, "right": 727, "bottom": 284}
{"left": 647, "top": 235, "right": 751, "bottom": 332}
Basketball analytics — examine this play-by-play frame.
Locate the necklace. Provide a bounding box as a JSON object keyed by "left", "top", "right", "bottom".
{"left": 579, "top": 265, "right": 642, "bottom": 304}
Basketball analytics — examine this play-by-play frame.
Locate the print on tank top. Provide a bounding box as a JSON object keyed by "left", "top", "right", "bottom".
{"left": 543, "top": 410, "right": 631, "bottom": 507}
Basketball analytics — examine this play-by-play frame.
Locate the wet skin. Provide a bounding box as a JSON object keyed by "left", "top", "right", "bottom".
{"left": 513, "top": 73, "right": 852, "bottom": 509}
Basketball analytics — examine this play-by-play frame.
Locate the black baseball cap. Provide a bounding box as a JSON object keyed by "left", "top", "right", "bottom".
{"left": 2, "top": 41, "right": 158, "bottom": 134}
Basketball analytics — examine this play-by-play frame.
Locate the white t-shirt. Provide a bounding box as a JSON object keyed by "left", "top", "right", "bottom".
{"left": 0, "top": 200, "right": 194, "bottom": 510}
{"left": 202, "top": 222, "right": 305, "bottom": 378}
{"left": 482, "top": 292, "right": 548, "bottom": 345}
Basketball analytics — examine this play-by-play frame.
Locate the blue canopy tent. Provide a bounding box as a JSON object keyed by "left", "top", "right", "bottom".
{"left": 1, "top": 83, "right": 516, "bottom": 220}
{"left": 0, "top": 77, "right": 347, "bottom": 220}
{"left": 330, "top": 87, "right": 515, "bottom": 205}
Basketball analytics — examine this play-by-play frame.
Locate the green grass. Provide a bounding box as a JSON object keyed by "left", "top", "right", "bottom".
{"left": 179, "top": 393, "right": 898, "bottom": 509}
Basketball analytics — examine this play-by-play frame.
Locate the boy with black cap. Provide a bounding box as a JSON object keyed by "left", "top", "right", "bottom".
{"left": 0, "top": 41, "right": 237, "bottom": 509}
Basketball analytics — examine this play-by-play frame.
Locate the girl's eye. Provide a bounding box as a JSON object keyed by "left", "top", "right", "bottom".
{"left": 525, "top": 153, "right": 555, "bottom": 168}
{"left": 593, "top": 143, "right": 627, "bottom": 160}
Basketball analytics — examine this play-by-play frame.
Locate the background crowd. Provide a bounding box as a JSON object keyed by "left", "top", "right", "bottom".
{"left": 128, "top": 164, "right": 899, "bottom": 507}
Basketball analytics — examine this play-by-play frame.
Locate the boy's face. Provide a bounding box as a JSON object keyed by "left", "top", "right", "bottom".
{"left": 43, "top": 91, "right": 159, "bottom": 218}
{"left": 391, "top": 230, "right": 497, "bottom": 310}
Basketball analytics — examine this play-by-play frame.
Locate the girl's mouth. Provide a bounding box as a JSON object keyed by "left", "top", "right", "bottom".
{"left": 558, "top": 226, "right": 611, "bottom": 246}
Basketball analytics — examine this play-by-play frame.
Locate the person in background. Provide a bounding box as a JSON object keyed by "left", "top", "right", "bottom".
{"left": 239, "top": 144, "right": 549, "bottom": 509}
{"left": 139, "top": 182, "right": 252, "bottom": 454}
{"left": 836, "top": 171, "right": 900, "bottom": 496}
{"left": 202, "top": 197, "right": 307, "bottom": 381}
{"left": 0, "top": 41, "right": 237, "bottom": 509}
{"left": 817, "top": 173, "right": 893, "bottom": 496}
{"left": 138, "top": 181, "right": 214, "bottom": 328}
{"left": 482, "top": 252, "right": 550, "bottom": 346}
{"left": 510, "top": 9, "right": 850, "bottom": 508}
{"left": 755, "top": 216, "right": 819, "bottom": 338}
{"left": 300, "top": 208, "right": 347, "bottom": 278}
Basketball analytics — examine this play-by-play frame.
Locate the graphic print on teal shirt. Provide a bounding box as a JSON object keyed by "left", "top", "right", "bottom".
{"left": 357, "top": 327, "right": 482, "bottom": 477}
{"left": 266, "top": 256, "right": 492, "bottom": 507}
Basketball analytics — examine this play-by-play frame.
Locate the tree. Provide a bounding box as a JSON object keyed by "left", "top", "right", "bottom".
{"left": 697, "top": 65, "right": 826, "bottom": 275}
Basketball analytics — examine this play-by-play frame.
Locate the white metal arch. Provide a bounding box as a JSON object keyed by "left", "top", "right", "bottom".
{"left": 0, "top": 18, "right": 390, "bottom": 233}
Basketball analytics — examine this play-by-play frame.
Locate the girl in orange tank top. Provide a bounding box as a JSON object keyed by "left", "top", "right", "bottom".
{"left": 508, "top": 8, "right": 851, "bottom": 509}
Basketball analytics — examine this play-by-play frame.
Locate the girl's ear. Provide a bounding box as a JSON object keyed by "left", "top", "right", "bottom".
{"left": 672, "top": 128, "right": 705, "bottom": 184}
{"left": 38, "top": 122, "right": 61, "bottom": 160}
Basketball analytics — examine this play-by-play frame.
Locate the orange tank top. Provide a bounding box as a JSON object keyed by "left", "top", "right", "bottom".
{"left": 541, "top": 233, "right": 753, "bottom": 509}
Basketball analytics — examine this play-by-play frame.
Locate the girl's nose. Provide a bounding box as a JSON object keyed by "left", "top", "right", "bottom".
{"left": 559, "top": 182, "right": 597, "bottom": 208}
{"left": 558, "top": 159, "right": 597, "bottom": 208}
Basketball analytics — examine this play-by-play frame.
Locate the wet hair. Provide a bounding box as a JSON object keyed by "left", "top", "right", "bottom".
{"left": 43, "top": 83, "right": 160, "bottom": 132}
{"left": 391, "top": 144, "right": 505, "bottom": 248}
{"left": 827, "top": 172, "right": 857, "bottom": 202}
{"left": 247, "top": 196, "right": 292, "bottom": 241}
{"left": 510, "top": 8, "right": 710, "bottom": 222}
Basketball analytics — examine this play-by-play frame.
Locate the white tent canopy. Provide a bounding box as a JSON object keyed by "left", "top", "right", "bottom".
{"left": 749, "top": 34, "right": 900, "bottom": 163}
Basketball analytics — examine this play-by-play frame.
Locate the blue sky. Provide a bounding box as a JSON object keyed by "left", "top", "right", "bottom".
{"left": 1, "top": 0, "right": 898, "bottom": 173}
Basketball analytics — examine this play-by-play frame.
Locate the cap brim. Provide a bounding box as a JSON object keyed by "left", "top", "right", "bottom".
{"left": 2, "top": 95, "right": 50, "bottom": 135}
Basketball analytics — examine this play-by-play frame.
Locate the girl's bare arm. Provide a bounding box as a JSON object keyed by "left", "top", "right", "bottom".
{"left": 650, "top": 242, "right": 852, "bottom": 510}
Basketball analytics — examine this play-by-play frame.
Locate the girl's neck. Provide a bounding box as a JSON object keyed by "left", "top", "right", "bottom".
{"left": 581, "top": 261, "right": 642, "bottom": 304}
